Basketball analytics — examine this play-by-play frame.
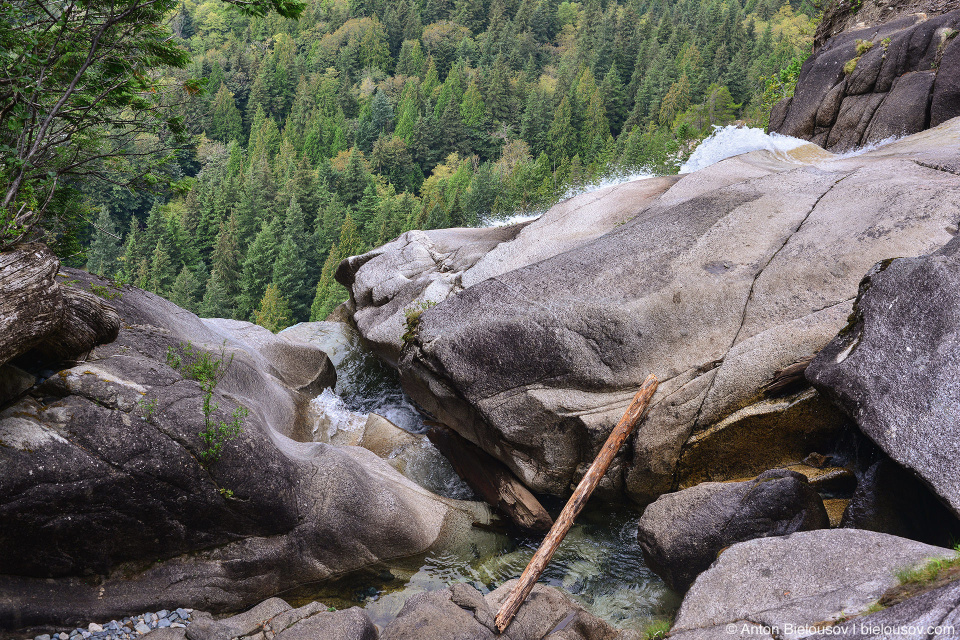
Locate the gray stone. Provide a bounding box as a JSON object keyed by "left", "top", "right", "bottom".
{"left": 862, "top": 71, "right": 936, "bottom": 144}
{"left": 380, "top": 582, "right": 616, "bottom": 640}
{"left": 135, "top": 624, "right": 151, "bottom": 635}
{"left": 671, "top": 529, "right": 954, "bottom": 639}
{"left": 813, "top": 579, "right": 960, "bottom": 638}
{"left": 808, "top": 237, "right": 960, "bottom": 519}
{"left": 637, "top": 469, "right": 829, "bottom": 592}
{"left": 216, "top": 598, "right": 292, "bottom": 638}
{"left": 176, "top": 610, "right": 191, "bottom": 621}
{"left": 267, "top": 602, "right": 328, "bottom": 635}
{"left": 272, "top": 607, "right": 376, "bottom": 640}
{"left": 342, "top": 119, "right": 960, "bottom": 506}
{"left": 0, "top": 363, "right": 34, "bottom": 406}
{"left": 140, "top": 630, "right": 187, "bottom": 640}
{"left": 0, "top": 269, "right": 492, "bottom": 627}
{"left": 35, "top": 634, "right": 51, "bottom": 640}
{"left": 771, "top": 8, "right": 960, "bottom": 150}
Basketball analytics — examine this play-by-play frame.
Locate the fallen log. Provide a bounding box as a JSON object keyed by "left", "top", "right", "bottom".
{"left": 426, "top": 423, "right": 553, "bottom": 532}
{"left": 494, "top": 374, "right": 659, "bottom": 633}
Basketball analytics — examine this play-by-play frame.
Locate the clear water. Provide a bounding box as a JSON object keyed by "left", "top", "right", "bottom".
{"left": 281, "top": 321, "right": 679, "bottom": 631}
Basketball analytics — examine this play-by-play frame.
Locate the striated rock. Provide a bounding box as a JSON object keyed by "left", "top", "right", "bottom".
{"left": 771, "top": 4, "right": 960, "bottom": 151}
{"left": 380, "top": 581, "right": 617, "bottom": 640}
{"left": 0, "top": 269, "right": 492, "bottom": 630}
{"left": 637, "top": 469, "right": 829, "bottom": 593}
{"left": 0, "top": 244, "right": 63, "bottom": 365}
{"left": 807, "top": 236, "right": 960, "bottom": 521}
{"left": 343, "top": 120, "right": 960, "bottom": 505}
{"left": 669, "top": 529, "right": 954, "bottom": 639}
{"left": 32, "top": 285, "right": 121, "bottom": 362}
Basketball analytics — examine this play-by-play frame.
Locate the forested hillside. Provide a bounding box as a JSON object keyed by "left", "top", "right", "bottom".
{"left": 84, "top": 0, "right": 816, "bottom": 329}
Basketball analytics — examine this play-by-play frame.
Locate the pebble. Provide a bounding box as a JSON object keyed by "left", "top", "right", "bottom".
{"left": 31, "top": 608, "right": 194, "bottom": 640}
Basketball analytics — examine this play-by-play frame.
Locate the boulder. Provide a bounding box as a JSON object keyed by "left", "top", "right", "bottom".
{"left": 342, "top": 119, "right": 960, "bottom": 505}
{"left": 770, "top": 5, "right": 960, "bottom": 151}
{"left": 0, "top": 269, "right": 492, "bottom": 630}
{"left": 379, "top": 581, "right": 618, "bottom": 640}
{"left": 669, "top": 529, "right": 954, "bottom": 639}
{"left": 637, "top": 469, "right": 829, "bottom": 593}
{"left": 819, "top": 579, "right": 960, "bottom": 638}
{"left": 183, "top": 598, "right": 376, "bottom": 640}
{"left": 807, "top": 237, "right": 960, "bottom": 520}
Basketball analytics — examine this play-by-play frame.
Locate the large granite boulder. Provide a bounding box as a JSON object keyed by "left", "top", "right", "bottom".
{"left": 379, "top": 581, "right": 618, "bottom": 640}
{"left": 807, "top": 236, "right": 960, "bottom": 520}
{"left": 637, "top": 469, "right": 829, "bottom": 593}
{"left": 770, "top": 1, "right": 960, "bottom": 151}
{"left": 669, "top": 529, "right": 954, "bottom": 639}
{"left": 341, "top": 119, "right": 960, "bottom": 505}
{"left": 0, "top": 270, "right": 492, "bottom": 629}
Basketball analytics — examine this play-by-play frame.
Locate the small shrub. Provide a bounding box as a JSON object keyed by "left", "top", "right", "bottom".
{"left": 166, "top": 341, "right": 247, "bottom": 465}
{"left": 844, "top": 57, "right": 859, "bottom": 75}
{"left": 855, "top": 39, "right": 874, "bottom": 55}
{"left": 138, "top": 397, "right": 158, "bottom": 422}
{"left": 401, "top": 300, "right": 438, "bottom": 349}
{"left": 90, "top": 283, "right": 122, "bottom": 300}
{"left": 641, "top": 620, "right": 671, "bottom": 639}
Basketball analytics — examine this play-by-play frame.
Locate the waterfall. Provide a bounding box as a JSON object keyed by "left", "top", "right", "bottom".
{"left": 679, "top": 125, "right": 810, "bottom": 174}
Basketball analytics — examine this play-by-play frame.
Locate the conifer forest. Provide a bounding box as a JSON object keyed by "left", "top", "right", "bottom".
{"left": 19, "top": 0, "right": 817, "bottom": 330}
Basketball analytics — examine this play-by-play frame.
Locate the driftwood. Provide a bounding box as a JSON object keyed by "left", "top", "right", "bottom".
{"left": 426, "top": 423, "right": 553, "bottom": 532}
{"left": 760, "top": 355, "right": 815, "bottom": 397}
{"left": 494, "top": 374, "right": 659, "bottom": 633}
{"left": 0, "top": 243, "right": 64, "bottom": 366}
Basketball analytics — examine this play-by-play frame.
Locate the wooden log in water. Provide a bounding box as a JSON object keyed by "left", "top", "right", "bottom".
{"left": 494, "top": 374, "right": 659, "bottom": 633}
{"left": 426, "top": 423, "right": 553, "bottom": 532}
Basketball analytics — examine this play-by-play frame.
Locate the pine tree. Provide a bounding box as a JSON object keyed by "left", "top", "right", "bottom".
{"left": 339, "top": 148, "right": 371, "bottom": 205}
{"left": 210, "top": 83, "right": 244, "bottom": 143}
{"left": 210, "top": 214, "right": 242, "bottom": 305}
{"left": 199, "top": 269, "right": 235, "bottom": 319}
{"left": 87, "top": 206, "right": 121, "bottom": 277}
{"left": 148, "top": 240, "right": 175, "bottom": 295}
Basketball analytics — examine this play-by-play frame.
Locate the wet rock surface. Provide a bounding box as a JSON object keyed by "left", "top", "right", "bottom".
{"left": 637, "top": 469, "right": 829, "bottom": 593}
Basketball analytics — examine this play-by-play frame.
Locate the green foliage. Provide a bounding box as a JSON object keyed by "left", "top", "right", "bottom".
{"left": 89, "top": 283, "right": 123, "bottom": 300}
{"left": 401, "top": 300, "right": 438, "bottom": 348}
{"left": 895, "top": 545, "right": 960, "bottom": 586}
{"left": 165, "top": 341, "right": 247, "bottom": 464}
{"left": 641, "top": 620, "right": 671, "bottom": 639}
{"left": 254, "top": 283, "right": 293, "bottom": 332}
{"left": 138, "top": 397, "right": 159, "bottom": 422}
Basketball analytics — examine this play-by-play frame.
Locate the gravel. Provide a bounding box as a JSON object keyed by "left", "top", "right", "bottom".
{"left": 29, "top": 609, "right": 194, "bottom": 640}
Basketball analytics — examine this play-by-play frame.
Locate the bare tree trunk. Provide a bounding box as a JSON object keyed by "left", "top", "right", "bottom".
{"left": 495, "top": 374, "right": 659, "bottom": 633}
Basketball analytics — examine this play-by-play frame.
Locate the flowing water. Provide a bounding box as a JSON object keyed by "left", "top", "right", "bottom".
{"left": 279, "top": 321, "right": 680, "bottom": 631}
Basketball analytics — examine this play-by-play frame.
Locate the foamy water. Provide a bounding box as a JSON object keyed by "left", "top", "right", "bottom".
{"left": 679, "top": 125, "right": 810, "bottom": 173}
{"left": 482, "top": 170, "right": 656, "bottom": 228}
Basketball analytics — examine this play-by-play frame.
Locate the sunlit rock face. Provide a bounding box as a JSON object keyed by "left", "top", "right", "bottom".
{"left": 342, "top": 119, "right": 960, "bottom": 505}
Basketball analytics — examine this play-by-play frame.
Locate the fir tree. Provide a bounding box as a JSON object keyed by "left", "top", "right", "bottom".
{"left": 169, "top": 265, "right": 201, "bottom": 312}
{"left": 86, "top": 206, "right": 122, "bottom": 277}
{"left": 272, "top": 197, "right": 312, "bottom": 322}
{"left": 238, "top": 218, "right": 281, "bottom": 319}
{"left": 254, "top": 283, "right": 292, "bottom": 333}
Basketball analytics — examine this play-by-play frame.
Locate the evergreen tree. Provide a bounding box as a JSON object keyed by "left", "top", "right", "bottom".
{"left": 86, "top": 206, "right": 122, "bottom": 277}
{"left": 169, "top": 265, "right": 201, "bottom": 312}
{"left": 210, "top": 83, "right": 244, "bottom": 143}
{"left": 254, "top": 283, "right": 293, "bottom": 332}
{"left": 272, "top": 197, "right": 312, "bottom": 322}
{"left": 238, "top": 218, "right": 281, "bottom": 319}
{"left": 199, "top": 269, "right": 235, "bottom": 319}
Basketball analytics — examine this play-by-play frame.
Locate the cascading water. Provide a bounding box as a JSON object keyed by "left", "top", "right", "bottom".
{"left": 679, "top": 125, "right": 811, "bottom": 173}
{"left": 281, "top": 320, "right": 680, "bottom": 631}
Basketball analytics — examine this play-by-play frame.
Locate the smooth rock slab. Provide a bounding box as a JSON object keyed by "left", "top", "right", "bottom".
{"left": 671, "top": 529, "right": 954, "bottom": 640}
{"left": 344, "top": 120, "right": 960, "bottom": 505}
